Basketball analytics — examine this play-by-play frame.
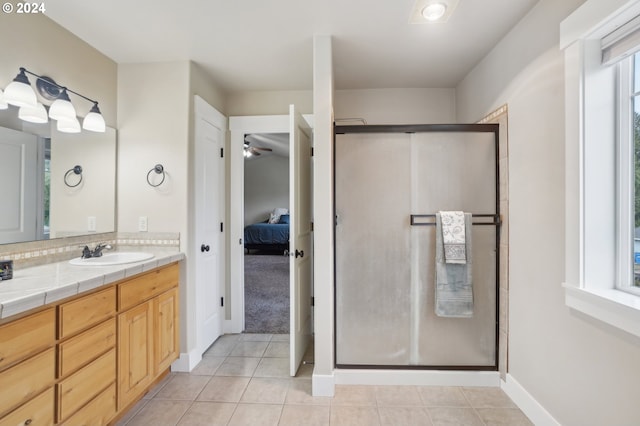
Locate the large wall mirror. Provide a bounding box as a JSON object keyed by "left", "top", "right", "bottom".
{"left": 0, "top": 108, "right": 116, "bottom": 245}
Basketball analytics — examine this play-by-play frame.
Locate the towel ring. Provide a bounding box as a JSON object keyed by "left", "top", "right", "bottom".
{"left": 147, "top": 164, "right": 166, "bottom": 187}
{"left": 64, "top": 165, "right": 83, "bottom": 188}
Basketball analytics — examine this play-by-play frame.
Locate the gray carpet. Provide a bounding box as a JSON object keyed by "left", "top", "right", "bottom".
{"left": 244, "top": 253, "right": 290, "bottom": 334}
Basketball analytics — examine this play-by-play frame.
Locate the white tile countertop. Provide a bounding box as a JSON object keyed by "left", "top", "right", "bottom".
{"left": 0, "top": 249, "right": 184, "bottom": 320}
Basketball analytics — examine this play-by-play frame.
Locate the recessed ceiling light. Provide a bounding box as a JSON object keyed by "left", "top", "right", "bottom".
{"left": 422, "top": 3, "right": 447, "bottom": 21}
{"left": 409, "top": 0, "right": 459, "bottom": 24}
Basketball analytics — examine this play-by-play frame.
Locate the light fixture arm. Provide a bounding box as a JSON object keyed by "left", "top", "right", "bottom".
{"left": 20, "top": 67, "right": 99, "bottom": 106}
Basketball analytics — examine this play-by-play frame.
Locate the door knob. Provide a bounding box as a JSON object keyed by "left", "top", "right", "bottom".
{"left": 201, "top": 244, "right": 210, "bottom": 252}
{"left": 295, "top": 249, "right": 304, "bottom": 258}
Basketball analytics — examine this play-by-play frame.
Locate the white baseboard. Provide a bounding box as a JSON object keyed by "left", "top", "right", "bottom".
{"left": 501, "top": 374, "right": 560, "bottom": 426}
{"left": 312, "top": 373, "right": 335, "bottom": 397}
{"left": 171, "top": 349, "right": 203, "bottom": 372}
{"left": 334, "top": 369, "right": 501, "bottom": 387}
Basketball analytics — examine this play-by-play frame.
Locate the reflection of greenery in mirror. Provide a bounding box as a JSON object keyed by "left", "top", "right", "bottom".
{"left": 0, "top": 108, "right": 116, "bottom": 245}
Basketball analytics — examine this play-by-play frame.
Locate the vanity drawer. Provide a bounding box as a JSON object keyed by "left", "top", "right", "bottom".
{"left": 61, "top": 383, "right": 116, "bottom": 426}
{"left": 0, "top": 387, "right": 54, "bottom": 426}
{"left": 58, "top": 318, "right": 116, "bottom": 377}
{"left": 0, "top": 347, "right": 55, "bottom": 416}
{"left": 118, "top": 264, "right": 179, "bottom": 310}
{"left": 57, "top": 348, "right": 115, "bottom": 422}
{"left": 58, "top": 287, "right": 116, "bottom": 339}
{"left": 0, "top": 308, "right": 55, "bottom": 371}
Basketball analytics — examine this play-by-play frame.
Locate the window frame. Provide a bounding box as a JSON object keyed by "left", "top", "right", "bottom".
{"left": 616, "top": 54, "right": 638, "bottom": 296}
{"left": 561, "top": 0, "right": 640, "bottom": 339}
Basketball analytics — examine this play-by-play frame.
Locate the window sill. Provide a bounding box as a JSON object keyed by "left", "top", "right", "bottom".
{"left": 563, "top": 284, "right": 640, "bottom": 338}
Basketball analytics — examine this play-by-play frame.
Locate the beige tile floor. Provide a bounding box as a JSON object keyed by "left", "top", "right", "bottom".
{"left": 116, "top": 334, "right": 532, "bottom": 426}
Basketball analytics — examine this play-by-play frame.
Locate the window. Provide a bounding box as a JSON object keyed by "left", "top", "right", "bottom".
{"left": 631, "top": 53, "right": 640, "bottom": 291}
{"left": 617, "top": 52, "right": 640, "bottom": 295}
{"left": 561, "top": 0, "right": 640, "bottom": 338}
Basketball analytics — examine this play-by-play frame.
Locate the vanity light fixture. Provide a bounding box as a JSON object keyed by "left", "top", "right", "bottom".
{"left": 18, "top": 102, "right": 48, "bottom": 124}
{"left": 48, "top": 88, "right": 77, "bottom": 122}
{"left": 3, "top": 68, "right": 37, "bottom": 108}
{"left": 2, "top": 67, "right": 106, "bottom": 133}
{"left": 57, "top": 117, "right": 82, "bottom": 134}
{"left": 82, "top": 102, "right": 106, "bottom": 132}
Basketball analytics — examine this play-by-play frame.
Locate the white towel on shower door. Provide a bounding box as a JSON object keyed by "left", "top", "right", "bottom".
{"left": 439, "top": 210, "right": 466, "bottom": 264}
{"left": 435, "top": 212, "right": 473, "bottom": 318}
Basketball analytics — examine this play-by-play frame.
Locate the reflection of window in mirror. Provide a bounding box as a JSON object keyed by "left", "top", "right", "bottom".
{"left": 44, "top": 138, "right": 51, "bottom": 239}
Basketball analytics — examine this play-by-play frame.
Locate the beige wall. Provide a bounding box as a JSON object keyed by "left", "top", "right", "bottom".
{"left": 244, "top": 155, "right": 290, "bottom": 225}
{"left": 227, "top": 90, "right": 312, "bottom": 116}
{"left": 117, "top": 61, "right": 190, "bottom": 238}
{"left": 335, "top": 88, "right": 456, "bottom": 124}
{"left": 0, "top": 14, "right": 117, "bottom": 125}
{"left": 457, "top": 0, "right": 640, "bottom": 424}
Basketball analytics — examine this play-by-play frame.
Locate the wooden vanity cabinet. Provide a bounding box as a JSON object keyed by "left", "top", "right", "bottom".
{"left": 117, "top": 264, "right": 180, "bottom": 410}
{"left": 0, "top": 262, "right": 180, "bottom": 426}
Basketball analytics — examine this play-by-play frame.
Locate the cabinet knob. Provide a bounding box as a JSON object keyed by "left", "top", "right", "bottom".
{"left": 24, "top": 419, "right": 32, "bottom": 426}
{"left": 200, "top": 244, "right": 210, "bottom": 252}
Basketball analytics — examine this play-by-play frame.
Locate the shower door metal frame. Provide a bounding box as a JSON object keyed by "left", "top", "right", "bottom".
{"left": 333, "top": 123, "right": 500, "bottom": 371}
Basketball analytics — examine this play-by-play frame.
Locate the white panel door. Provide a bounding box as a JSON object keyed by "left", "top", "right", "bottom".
{"left": 289, "top": 105, "right": 313, "bottom": 376}
{"left": 195, "top": 96, "right": 226, "bottom": 355}
{"left": 0, "top": 127, "right": 38, "bottom": 244}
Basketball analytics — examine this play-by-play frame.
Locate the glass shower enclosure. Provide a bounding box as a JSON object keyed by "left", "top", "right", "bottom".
{"left": 334, "top": 124, "right": 500, "bottom": 369}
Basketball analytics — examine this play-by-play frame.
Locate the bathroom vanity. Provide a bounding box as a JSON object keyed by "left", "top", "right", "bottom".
{"left": 0, "top": 252, "right": 183, "bottom": 426}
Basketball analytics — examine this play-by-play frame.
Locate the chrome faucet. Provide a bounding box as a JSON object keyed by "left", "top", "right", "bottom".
{"left": 80, "top": 243, "right": 113, "bottom": 258}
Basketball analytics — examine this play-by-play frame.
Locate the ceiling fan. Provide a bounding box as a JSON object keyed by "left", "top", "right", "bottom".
{"left": 244, "top": 138, "right": 272, "bottom": 157}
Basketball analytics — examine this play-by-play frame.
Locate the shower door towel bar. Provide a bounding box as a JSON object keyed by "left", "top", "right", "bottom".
{"left": 410, "top": 214, "right": 501, "bottom": 226}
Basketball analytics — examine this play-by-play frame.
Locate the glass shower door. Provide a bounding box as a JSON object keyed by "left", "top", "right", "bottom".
{"left": 335, "top": 127, "right": 498, "bottom": 368}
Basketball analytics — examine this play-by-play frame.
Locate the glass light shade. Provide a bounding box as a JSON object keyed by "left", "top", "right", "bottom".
{"left": 82, "top": 104, "right": 106, "bottom": 132}
{"left": 18, "top": 102, "right": 48, "bottom": 124}
{"left": 48, "top": 89, "right": 77, "bottom": 121}
{"left": 56, "top": 117, "right": 81, "bottom": 133}
{"left": 0, "top": 89, "right": 8, "bottom": 110}
{"left": 422, "top": 3, "right": 447, "bottom": 21}
{"left": 4, "top": 79, "right": 37, "bottom": 108}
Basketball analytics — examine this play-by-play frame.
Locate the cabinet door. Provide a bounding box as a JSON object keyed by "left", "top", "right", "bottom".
{"left": 117, "top": 301, "right": 153, "bottom": 410}
{"left": 154, "top": 288, "right": 179, "bottom": 375}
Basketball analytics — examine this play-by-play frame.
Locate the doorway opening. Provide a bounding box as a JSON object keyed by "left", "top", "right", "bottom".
{"left": 243, "top": 132, "right": 291, "bottom": 334}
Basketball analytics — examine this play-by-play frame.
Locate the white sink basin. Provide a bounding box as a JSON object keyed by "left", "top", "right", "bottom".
{"left": 69, "top": 252, "right": 155, "bottom": 266}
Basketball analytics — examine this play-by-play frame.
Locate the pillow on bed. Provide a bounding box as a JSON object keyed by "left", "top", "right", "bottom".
{"left": 268, "top": 208, "right": 289, "bottom": 224}
{"left": 278, "top": 214, "right": 290, "bottom": 224}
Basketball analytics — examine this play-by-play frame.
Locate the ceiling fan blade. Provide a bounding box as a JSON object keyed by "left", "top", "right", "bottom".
{"left": 252, "top": 146, "right": 273, "bottom": 152}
